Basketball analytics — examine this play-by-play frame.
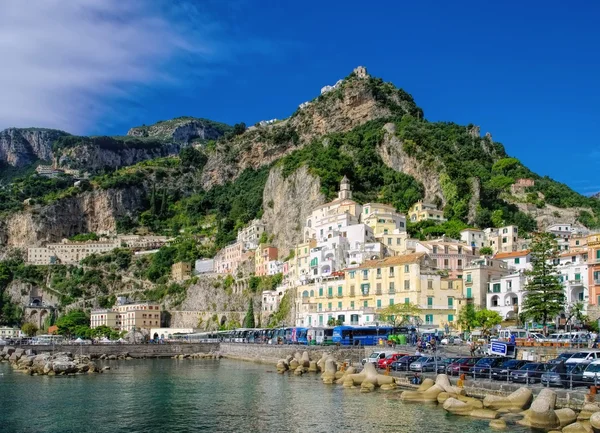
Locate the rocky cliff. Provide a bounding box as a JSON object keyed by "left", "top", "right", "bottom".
{"left": 261, "top": 165, "right": 326, "bottom": 254}
{"left": 0, "top": 187, "right": 145, "bottom": 247}
{"left": 127, "top": 117, "right": 231, "bottom": 143}
{"left": 0, "top": 128, "right": 68, "bottom": 167}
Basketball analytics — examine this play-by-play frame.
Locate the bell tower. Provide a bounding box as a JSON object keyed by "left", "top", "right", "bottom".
{"left": 338, "top": 175, "right": 352, "bottom": 200}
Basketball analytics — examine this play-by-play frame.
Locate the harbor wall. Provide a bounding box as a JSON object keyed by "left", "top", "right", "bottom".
{"left": 219, "top": 343, "right": 371, "bottom": 364}
{"left": 0, "top": 343, "right": 219, "bottom": 358}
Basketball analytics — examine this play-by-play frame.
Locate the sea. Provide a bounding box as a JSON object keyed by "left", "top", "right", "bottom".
{"left": 0, "top": 359, "right": 531, "bottom": 433}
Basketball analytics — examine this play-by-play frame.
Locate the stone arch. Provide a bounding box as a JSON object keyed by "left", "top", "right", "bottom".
{"left": 302, "top": 290, "right": 309, "bottom": 298}
{"left": 39, "top": 309, "right": 48, "bottom": 327}
{"left": 310, "top": 289, "right": 314, "bottom": 297}
{"left": 490, "top": 295, "right": 500, "bottom": 307}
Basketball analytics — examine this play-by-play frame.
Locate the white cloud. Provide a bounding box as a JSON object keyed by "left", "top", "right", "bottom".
{"left": 0, "top": 0, "right": 249, "bottom": 133}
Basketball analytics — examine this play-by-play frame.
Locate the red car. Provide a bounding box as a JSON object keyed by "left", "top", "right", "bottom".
{"left": 446, "top": 357, "right": 482, "bottom": 376}
{"left": 378, "top": 353, "right": 407, "bottom": 369}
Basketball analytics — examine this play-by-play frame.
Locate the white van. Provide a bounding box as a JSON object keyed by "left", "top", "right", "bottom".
{"left": 361, "top": 350, "right": 396, "bottom": 365}
{"left": 565, "top": 350, "right": 600, "bottom": 365}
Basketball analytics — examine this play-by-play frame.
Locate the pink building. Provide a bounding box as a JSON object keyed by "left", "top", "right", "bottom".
{"left": 255, "top": 245, "right": 279, "bottom": 276}
{"left": 214, "top": 241, "right": 245, "bottom": 274}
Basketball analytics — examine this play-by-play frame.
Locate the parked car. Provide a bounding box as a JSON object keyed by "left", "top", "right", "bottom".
{"left": 410, "top": 356, "right": 444, "bottom": 372}
{"left": 548, "top": 353, "right": 576, "bottom": 364}
{"left": 377, "top": 353, "right": 407, "bottom": 369}
{"left": 582, "top": 360, "right": 600, "bottom": 384}
{"left": 469, "top": 357, "right": 510, "bottom": 378}
{"left": 446, "top": 358, "right": 481, "bottom": 376}
{"left": 541, "top": 363, "right": 587, "bottom": 388}
{"left": 437, "top": 357, "right": 461, "bottom": 374}
{"left": 391, "top": 355, "right": 421, "bottom": 372}
{"left": 441, "top": 336, "right": 463, "bottom": 345}
{"left": 362, "top": 350, "right": 396, "bottom": 365}
{"left": 491, "top": 359, "right": 532, "bottom": 381}
{"left": 565, "top": 351, "right": 600, "bottom": 365}
{"left": 510, "top": 363, "right": 552, "bottom": 384}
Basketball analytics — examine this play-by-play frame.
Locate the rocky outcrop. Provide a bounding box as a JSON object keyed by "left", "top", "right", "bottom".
{"left": 0, "top": 128, "right": 68, "bottom": 167}
{"left": 0, "top": 187, "right": 145, "bottom": 247}
{"left": 378, "top": 123, "right": 445, "bottom": 205}
{"left": 261, "top": 165, "right": 325, "bottom": 254}
{"left": 1, "top": 348, "right": 99, "bottom": 376}
{"left": 127, "top": 117, "right": 228, "bottom": 143}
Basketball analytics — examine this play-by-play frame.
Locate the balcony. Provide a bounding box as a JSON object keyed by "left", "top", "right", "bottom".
{"left": 388, "top": 290, "right": 395, "bottom": 295}
{"left": 594, "top": 279, "right": 600, "bottom": 285}
{"left": 465, "top": 280, "right": 473, "bottom": 285}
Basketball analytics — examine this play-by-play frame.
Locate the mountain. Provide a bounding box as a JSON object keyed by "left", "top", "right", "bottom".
{"left": 0, "top": 128, "right": 68, "bottom": 167}
{"left": 1, "top": 66, "right": 599, "bottom": 251}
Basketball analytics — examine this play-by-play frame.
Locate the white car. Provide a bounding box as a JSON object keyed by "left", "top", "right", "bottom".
{"left": 565, "top": 351, "right": 600, "bottom": 365}
{"left": 441, "top": 336, "right": 462, "bottom": 345}
{"left": 361, "top": 350, "right": 395, "bottom": 365}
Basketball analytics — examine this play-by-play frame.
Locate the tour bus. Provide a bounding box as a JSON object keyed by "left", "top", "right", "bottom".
{"left": 307, "top": 327, "right": 334, "bottom": 345}
{"left": 32, "top": 335, "right": 65, "bottom": 345}
{"left": 332, "top": 325, "right": 400, "bottom": 346}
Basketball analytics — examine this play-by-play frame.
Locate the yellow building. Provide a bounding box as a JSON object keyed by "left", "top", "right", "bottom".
{"left": 295, "top": 253, "right": 463, "bottom": 329}
{"left": 292, "top": 239, "right": 317, "bottom": 284}
{"left": 91, "top": 301, "right": 162, "bottom": 332}
{"left": 361, "top": 203, "right": 406, "bottom": 235}
{"left": 377, "top": 231, "right": 416, "bottom": 255}
{"left": 408, "top": 201, "right": 446, "bottom": 223}
{"left": 172, "top": 261, "right": 192, "bottom": 281}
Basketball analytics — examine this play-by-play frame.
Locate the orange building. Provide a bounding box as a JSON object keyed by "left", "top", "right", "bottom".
{"left": 255, "top": 245, "right": 278, "bottom": 276}
{"left": 588, "top": 234, "right": 600, "bottom": 308}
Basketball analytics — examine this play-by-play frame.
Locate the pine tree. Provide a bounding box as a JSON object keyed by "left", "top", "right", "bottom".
{"left": 243, "top": 299, "right": 255, "bottom": 328}
{"left": 521, "top": 232, "right": 565, "bottom": 334}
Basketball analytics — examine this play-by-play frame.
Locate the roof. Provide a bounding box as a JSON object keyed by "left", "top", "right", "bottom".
{"left": 349, "top": 253, "right": 427, "bottom": 270}
{"left": 494, "top": 250, "right": 530, "bottom": 259}
{"left": 559, "top": 249, "right": 587, "bottom": 257}
{"left": 460, "top": 228, "right": 484, "bottom": 233}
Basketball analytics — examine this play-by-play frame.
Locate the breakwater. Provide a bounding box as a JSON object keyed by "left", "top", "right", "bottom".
{"left": 0, "top": 343, "right": 219, "bottom": 358}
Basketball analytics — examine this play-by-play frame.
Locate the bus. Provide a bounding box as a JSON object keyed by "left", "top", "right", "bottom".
{"left": 307, "top": 327, "right": 334, "bottom": 345}
{"left": 332, "top": 326, "right": 400, "bottom": 346}
{"left": 32, "top": 335, "right": 65, "bottom": 345}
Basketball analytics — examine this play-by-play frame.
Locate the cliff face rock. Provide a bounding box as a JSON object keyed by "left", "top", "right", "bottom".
{"left": 378, "top": 124, "right": 445, "bottom": 205}
{"left": 468, "top": 177, "right": 481, "bottom": 225}
{"left": 201, "top": 74, "right": 421, "bottom": 189}
{"left": 261, "top": 165, "right": 326, "bottom": 254}
{"left": 0, "top": 128, "right": 68, "bottom": 167}
{"left": 0, "top": 187, "right": 145, "bottom": 247}
{"left": 58, "top": 142, "right": 183, "bottom": 172}
{"left": 127, "top": 117, "right": 229, "bottom": 143}
{"left": 511, "top": 201, "right": 588, "bottom": 231}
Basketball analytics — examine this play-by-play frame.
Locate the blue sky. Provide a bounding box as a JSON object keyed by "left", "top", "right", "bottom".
{"left": 2, "top": 1, "right": 599, "bottom": 194}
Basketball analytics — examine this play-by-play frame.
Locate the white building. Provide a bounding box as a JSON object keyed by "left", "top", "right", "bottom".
{"left": 556, "top": 250, "right": 589, "bottom": 310}
{"left": 262, "top": 290, "right": 283, "bottom": 314}
{"left": 494, "top": 250, "right": 532, "bottom": 273}
{"left": 236, "top": 219, "right": 266, "bottom": 250}
{"left": 487, "top": 272, "right": 527, "bottom": 320}
{"left": 484, "top": 225, "right": 519, "bottom": 254}
{"left": 460, "top": 229, "right": 486, "bottom": 249}
{"left": 0, "top": 327, "right": 23, "bottom": 340}
{"left": 194, "top": 259, "right": 214, "bottom": 274}
{"left": 266, "top": 260, "right": 283, "bottom": 276}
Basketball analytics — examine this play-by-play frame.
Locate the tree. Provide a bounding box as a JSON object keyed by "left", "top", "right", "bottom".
{"left": 521, "top": 233, "right": 565, "bottom": 334}
{"left": 242, "top": 299, "right": 255, "bottom": 328}
{"left": 21, "top": 322, "right": 38, "bottom": 337}
{"left": 457, "top": 304, "right": 478, "bottom": 332}
{"left": 377, "top": 302, "right": 421, "bottom": 326}
{"left": 475, "top": 309, "right": 502, "bottom": 336}
{"left": 327, "top": 317, "right": 336, "bottom": 326}
{"left": 179, "top": 146, "right": 207, "bottom": 168}
{"left": 479, "top": 246, "right": 493, "bottom": 256}
{"left": 565, "top": 302, "right": 588, "bottom": 328}
{"left": 55, "top": 309, "right": 90, "bottom": 337}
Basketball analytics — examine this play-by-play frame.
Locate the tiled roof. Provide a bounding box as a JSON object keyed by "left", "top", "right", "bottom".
{"left": 349, "top": 253, "right": 427, "bottom": 270}
{"left": 494, "top": 250, "right": 530, "bottom": 259}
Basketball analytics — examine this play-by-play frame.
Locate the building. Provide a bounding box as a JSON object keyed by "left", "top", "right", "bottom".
{"left": 150, "top": 328, "right": 194, "bottom": 340}
{"left": 236, "top": 219, "right": 266, "bottom": 251}
{"left": 460, "top": 229, "right": 486, "bottom": 249}
{"left": 27, "top": 239, "right": 119, "bottom": 265}
{"left": 214, "top": 241, "right": 245, "bottom": 274}
{"left": 194, "top": 259, "right": 214, "bottom": 274}
{"left": 292, "top": 239, "right": 317, "bottom": 285}
{"left": 510, "top": 178, "right": 535, "bottom": 195}
{"left": 0, "top": 327, "right": 23, "bottom": 340}
{"left": 408, "top": 201, "right": 446, "bottom": 223}
{"left": 415, "top": 239, "right": 477, "bottom": 278}
{"left": 172, "top": 262, "right": 192, "bottom": 281}
{"left": 295, "top": 253, "right": 464, "bottom": 329}
{"left": 487, "top": 272, "right": 527, "bottom": 320}
{"left": 255, "top": 245, "right": 278, "bottom": 276}
{"left": 557, "top": 249, "right": 589, "bottom": 310}
{"left": 266, "top": 260, "right": 283, "bottom": 276}
{"left": 361, "top": 203, "right": 406, "bottom": 235}
{"left": 485, "top": 225, "right": 519, "bottom": 254}
{"left": 494, "top": 250, "right": 532, "bottom": 273}
{"left": 463, "top": 258, "right": 511, "bottom": 309}
{"left": 588, "top": 234, "right": 600, "bottom": 318}
{"left": 262, "top": 290, "right": 283, "bottom": 314}
{"left": 377, "top": 230, "right": 416, "bottom": 255}
{"left": 304, "top": 176, "right": 362, "bottom": 242}
{"left": 91, "top": 301, "right": 162, "bottom": 332}
{"left": 35, "top": 164, "right": 62, "bottom": 178}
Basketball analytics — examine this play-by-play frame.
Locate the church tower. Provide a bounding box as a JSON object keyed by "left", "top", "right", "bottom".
{"left": 338, "top": 175, "right": 352, "bottom": 200}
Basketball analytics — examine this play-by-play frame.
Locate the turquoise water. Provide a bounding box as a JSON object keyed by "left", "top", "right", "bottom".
{"left": 0, "top": 359, "right": 530, "bottom": 433}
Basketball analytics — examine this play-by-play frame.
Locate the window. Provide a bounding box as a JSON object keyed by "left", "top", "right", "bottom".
{"left": 338, "top": 286, "right": 343, "bottom": 296}
{"left": 404, "top": 265, "right": 409, "bottom": 272}
{"left": 310, "top": 289, "right": 314, "bottom": 297}
{"left": 363, "top": 270, "right": 369, "bottom": 279}
{"left": 377, "top": 299, "right": 382, "bottom": 308}
{"left": 327, "top": 287, "right": 333, "bottom": 297}
{"left": 365, "top": 208, "right": 369, "bottom": 214}
{"left": 427, "top": 297, "right": 433, "bottom": 307}
{"left": 575, "top": 273, "right": 581, "bottom": 281}
{"left": 350, "top": 285, "right": 355, "bottom": 296}
{"left": 404, "top": 280, "right": 410, "bottom": 290}
{"left": 493, "top": 283, "right": 501, "bottom": 293}
{"left": 444, "top": 259, "right": 449, "bottom": 268}
{"left": 363, "top": 300, "right": 368, "bottom": 307}
{"left": 319, "top": 287, "right": 323, "bottom": 297}
{"left": 319, "top": 315, "right": 323, "bottom": 325}
{"left": 338, "top": 301, "right": 342, "bottom": 309}
{"left": 376, "top": 283, "right": 382, "bottom": 294}
{"left": 361, "top": 284, "right": 370, "bottom": 296}
{"left": 448, "top": 314, "right": 454, "bottom": 322}
{"left": 444, "top": 246, "right": 449, "bottom": 254}
{"left": 448, "top": 297, "right": 453, "bottom": 307}
{"left": 404, "top": 298, "right": 410, "bottom": 304}
{"left": 328, "top": 302, "right": 332, "bottom": 310}
{"left": 350, "top": 301, "right": 355, "bottom": 309}
{"left": 576, "top": 240, "right": 580, "bottom": 246}
{"left": 432, "top": 246, "right": 438, "bottom": 254}
{"left": 318, "top": 303, "right": 322, "bottom": 311}
{"left": 466, "top": 274, "right": 472, "bottom": 283}
{"left": 387, "top": 238, "right": 392, "bottom": 245}
{"left": 389, "top": 282, "right": 395, "bottom": 293}
{"left": 376, "top": 268, "right": 382, "bottom": 278}
{"left": 427, "top": 280, "right": 433, "bottom": 289}
{"left": 425, "top": 315, "right": 433, "bottom": 325}
{"left": 349, "top": 271, "right": 355, "bottom": 279}
{"left": 389, "top": 299, "right": 394, "bottom": 306}
{"left": 467, "top": 288, "right": 472, "bottom": 299}
{"left": 514, "top": 257, "right": 520, "bottom": 264}
{"left": 384, "top": 229, "right": 389, "bottom": 235}
{"left": 389, "top": 267, "right": 395, "bottom": 276}
{"left": 457, "top": 259, "right": 462, "bottom": 267}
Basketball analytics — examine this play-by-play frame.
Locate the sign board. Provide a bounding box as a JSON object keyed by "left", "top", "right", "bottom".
{"left": 490, "top": 341, "right": 508, "bottom": 356}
